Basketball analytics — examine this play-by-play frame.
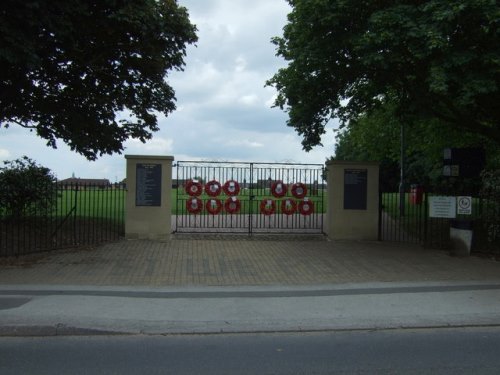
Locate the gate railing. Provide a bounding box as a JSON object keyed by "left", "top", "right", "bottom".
{"left": 0, "top": 183, "right": 125, "bottom": 257}
{"left": 379, "top": 189, "right": 500, "bottom": 252}
{"left": 379, "top": 191, "right": 454, "bottom": 247}
{"left": 378, "top": 191, "right": 428, "bottom": 245}
{"left": 174, "top": 161, "right": 325, "bottom": 234}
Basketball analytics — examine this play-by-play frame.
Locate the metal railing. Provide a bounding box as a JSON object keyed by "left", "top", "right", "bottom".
{"left": 0, "top": 183, "right": 125, "bottom": 257}
{"left": 379, "top": 190, "right": 500, "bottom": 252}
{"left": 174, "top": 161, "right": 326, "bottom": 234}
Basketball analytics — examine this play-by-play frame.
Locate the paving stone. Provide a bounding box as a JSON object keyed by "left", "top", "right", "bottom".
{"left": 0, "top": 238, "right": 499, "bottom": 286}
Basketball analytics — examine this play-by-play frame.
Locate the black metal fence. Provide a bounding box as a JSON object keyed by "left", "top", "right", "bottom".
{"left": 0, "top": 183, "right": 125, "bottom": 257}
{"left": 175, "top": 161, "right": 325, "bottom": 234}
{"left": 379, "top": 189, "right": 500, "bottom": 252}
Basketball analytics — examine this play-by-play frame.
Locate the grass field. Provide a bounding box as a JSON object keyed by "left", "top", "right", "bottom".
{"left": 44, "top": 188, "right": 492, "bottom": 221}
{"left": 53, "top": 187, "right": 326, "bottom": 220}
{"left": 56, "top": 188, "right": 126, "bottom": 221}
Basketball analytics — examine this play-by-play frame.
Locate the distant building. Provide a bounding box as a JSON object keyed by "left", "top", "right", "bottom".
{"left": 58, "top": 178, "right": 111, "bottom": 189}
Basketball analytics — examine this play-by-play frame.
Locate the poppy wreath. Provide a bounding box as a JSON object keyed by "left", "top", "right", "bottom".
{"left": 224, "top": 196, "right": 241, "bottom": 214}
{"left": 271, "top": 180, "right": 287, "bottom": 198}
{"left": 298, "top": 199, "right": 314, "bottom": 215}
{"left": 260, "top": 199, "right": 276, "bottom": 215}
{"left": 205, "top": 180, "right": 222, "bottom": 197}
{"left": 223, "top": 179, "right": 240, "bottom": 196}
{"left": 206, "top": 198, "right": 223, "bottom": 215}
{"left": 291, "top": 182, "right": 307, "bottom": 199}
{"left": 185, "top": 179, "right": 203, "bottom": 197}
{"left": 281, "top": 199, "right": 297, "bottom": 215}
{"left": 186, "top": 197, "right": 203, "bottom": 214}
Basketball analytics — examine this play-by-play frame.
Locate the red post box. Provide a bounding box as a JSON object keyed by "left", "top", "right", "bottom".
{"left": 409, "top": 184, "right": 424, "bottom": 205}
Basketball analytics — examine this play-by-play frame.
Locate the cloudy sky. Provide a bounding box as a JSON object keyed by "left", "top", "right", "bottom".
{"left": 0, "top": 0, "right": 337, "bottom": 182}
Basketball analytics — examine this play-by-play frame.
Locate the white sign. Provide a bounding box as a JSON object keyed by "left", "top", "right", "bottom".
{"left": 429, "top": 196, "right": 457, "bottom": 218}
{"left": 457, "top": 196, "right": 472, "bottom": 215}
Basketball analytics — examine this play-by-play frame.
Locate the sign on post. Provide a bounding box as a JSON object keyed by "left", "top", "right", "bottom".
{"left": 429, "top": 196, "right": 456, "bottom": 218}
{"left": 457, "top": 196, "right": 472, "bottom": 215}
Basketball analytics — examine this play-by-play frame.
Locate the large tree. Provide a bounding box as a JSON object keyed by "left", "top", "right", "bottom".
{"left": 267, "top": 0, "right": 500, "bottom": 150}
{"left": 0, "top": 0, "right": 197, "bottom": 160}
{"left": 333, "top": 99, "right": 500, "bottom": 194}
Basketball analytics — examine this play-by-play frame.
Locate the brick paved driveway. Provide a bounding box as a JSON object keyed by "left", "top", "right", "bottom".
{"left": 1, "top": 236, "right": 499, "bottom": 286}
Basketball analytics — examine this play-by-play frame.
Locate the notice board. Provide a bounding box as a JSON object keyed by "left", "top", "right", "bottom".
{"left": 136, "top": 163, "right": 162, "bottom": 206}
{"left": 344, "top": 169, "right": 367, "bottom": 210}
{"left": 428, "top": 196, "right": 456, "bottom": 218}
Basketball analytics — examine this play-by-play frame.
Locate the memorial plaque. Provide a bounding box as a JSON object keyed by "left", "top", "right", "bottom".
{"left": 136, "top": 163, "right": 162, "bottom": 206}
{"left": 344, "top": 169, "right": 367, "bottom": 210}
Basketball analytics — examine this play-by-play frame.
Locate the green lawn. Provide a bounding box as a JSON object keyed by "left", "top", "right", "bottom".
{"left": 53, "top": 187, "right": 326, "bottom": 220}
{"left": 56, "top": 188, "right": 125, "bottom": 221}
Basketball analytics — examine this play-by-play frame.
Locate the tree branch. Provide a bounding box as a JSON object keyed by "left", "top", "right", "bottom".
{"left": 431, "top": 103, "right": 500, "bottom": 144}
{"left": 5, "top": 119, "right": 38, "bottom": 129}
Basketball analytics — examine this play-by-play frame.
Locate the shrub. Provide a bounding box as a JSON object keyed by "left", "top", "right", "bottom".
{"left": 480, "top": 169, "right": 500, "bottom": 244}
{"left": 0, "top": 156, "right": 58, "bottom": 218}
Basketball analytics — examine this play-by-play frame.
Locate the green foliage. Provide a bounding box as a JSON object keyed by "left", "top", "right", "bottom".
{"left": 480, "top": 169, "right": 500, "bottom": 244}
{"left": 0, "top": 0, "right": 198, "bottom": 160}
{"left": 0, "top": 156, "right": 58, "bottom": 217}
{"left": 333, "top": 99, "right": 500, "bottom": 191}
{"left": 267, "top": 0, "right": 500, "bottom": 150}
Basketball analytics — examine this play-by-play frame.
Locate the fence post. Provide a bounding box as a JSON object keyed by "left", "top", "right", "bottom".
{"left": 73, "top": 183, "right": 78, "bottom": 245}
{"left": 125, "top": 155, "right": 174, "bottom": 241}
{"left": 326, "top": 161, "right": 380, "bottom": 240}
{"left": 423, "top": 192, "right": 429, "bottom": 246}
{"left": 378, "top": 188, "right": 382, "bottom": 241}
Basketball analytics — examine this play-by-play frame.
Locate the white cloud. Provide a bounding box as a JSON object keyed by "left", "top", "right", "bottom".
{"left": 0, "top": 148, "right": 10, "bottom": 159}
{"left": 224, "top": 139, "right": 264, "bottom": 149}
{"left": 238, "top": 94, "right": 259, "bottom": 106}
{"left": 234, "top": 56, "right": 247, "bottom": 73}
{"left": 125, "top": 137, "right": 173, "bottom": 154}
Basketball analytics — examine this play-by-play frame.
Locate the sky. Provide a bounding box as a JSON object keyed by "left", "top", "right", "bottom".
{"left": 0, "top": 0, "right": 337, "bottom": 182}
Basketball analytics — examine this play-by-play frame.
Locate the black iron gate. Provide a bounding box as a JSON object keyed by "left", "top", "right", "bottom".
{"left": 378, "top": 188, "right": 459, "bottom": 248}
{"left": 378, "top": 190, "right": 429, "bottom": 245}
{"left": 174, "top": 161, "right": 325, "bottom": 234}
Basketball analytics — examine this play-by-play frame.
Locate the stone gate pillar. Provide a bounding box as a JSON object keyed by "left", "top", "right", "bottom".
{"left": 125, "top": 155, "right": 174, "bottom": 240}
{"left": 326, "top": 161, "right": 379, "bottom": 240}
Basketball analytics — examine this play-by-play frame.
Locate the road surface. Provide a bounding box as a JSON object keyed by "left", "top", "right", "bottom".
{"left": 2, "top": 327, "right": 500, "bottom": 374}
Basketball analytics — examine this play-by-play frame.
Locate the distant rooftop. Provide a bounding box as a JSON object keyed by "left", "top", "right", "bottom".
{"left": 58, "top": 177, "right": 111, "bottom": 186}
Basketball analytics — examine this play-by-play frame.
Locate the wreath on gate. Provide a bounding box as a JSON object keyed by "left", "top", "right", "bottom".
{"left": 298, "top": 199, "right": 314, "bottom": 215}
{"left": 223, "top": 179, "right": 240, "bottom": 196}
{"left": 205, "top": 180, "right": 222, "bottom": 197}
{"left": 260, "top": 199, "right": 276, "bottom": 215}
{"left": 185, "top": 179, "right": 203, "bottom": 196}
{"left": 186, "top": 197, "right": 203, "bottom": 214}
{"left": 224, "top": 196, "right": 241, "bottom": 214}
{"left": 206, "top": 198, "right": 223, "bottom": 215}
{"left": 271, "top": 180, "right": 287, "bottom": 198}
{"left": 281, "top": 199, "right": 297, "bottom": 215}
{"left": 291, "top": 182, "right": 307, "bottom": 199}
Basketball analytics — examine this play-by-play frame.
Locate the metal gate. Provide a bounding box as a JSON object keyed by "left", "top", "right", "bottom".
{"left": 174, "top": 161, "right": 325, "bottom": 234}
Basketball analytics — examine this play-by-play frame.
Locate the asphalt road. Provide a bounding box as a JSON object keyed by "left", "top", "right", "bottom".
{"left": 2, "top": 327, "right": 500, "bottom": 374}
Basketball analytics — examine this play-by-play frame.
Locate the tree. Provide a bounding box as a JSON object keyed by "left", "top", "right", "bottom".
{"left": 267, "top": 0, "right": 500, "bottom": 150}
{"left": 333, "top": 99, "right": 500, "bottom": 192}
{"left": 0, "top": 0, "right": 197, "bottom": 160}
{"left": 480, "top": 169, "right": 500, "bottom": 245}
{"left": 0, "top": 156, "right": 58, "bottom": 217}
